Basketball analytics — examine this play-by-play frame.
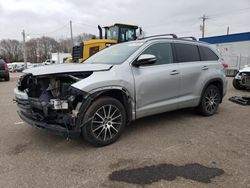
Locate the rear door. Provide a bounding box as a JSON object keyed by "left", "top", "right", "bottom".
{"left": 173, "top": 43, "right": 203, "bottom": 107}
{"left": 132, "top": 42, "right": 181, "bottom": 118}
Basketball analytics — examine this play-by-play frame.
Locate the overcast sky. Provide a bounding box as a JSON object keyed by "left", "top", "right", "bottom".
{"left": 0, "top": 0, "right": 250, "bottom": 41}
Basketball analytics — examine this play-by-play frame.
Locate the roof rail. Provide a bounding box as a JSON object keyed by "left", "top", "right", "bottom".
{"left": 138, "top": 34, "right": 178, "bottom": 40}
{"left": 179, "top": 36, "right": 197, "bottom": 41}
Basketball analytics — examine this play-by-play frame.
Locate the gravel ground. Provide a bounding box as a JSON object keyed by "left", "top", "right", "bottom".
{"left": 0, "top": 73, "right": 249, "bottom": 188}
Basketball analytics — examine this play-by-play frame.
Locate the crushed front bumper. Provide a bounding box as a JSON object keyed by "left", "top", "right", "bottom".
{"left": 14, "top": 88, "right": 81, "bottom": 138}
{"left": 17, "top": 110, "right": 81, "bottom": 137}
{"left": 235, "top": 72, "right": 250, "bottom": 87}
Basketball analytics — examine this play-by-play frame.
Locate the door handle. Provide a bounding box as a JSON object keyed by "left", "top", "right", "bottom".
{"left": 202, "top": 66, "right": 209, "bottom": 70}
{"left": 170, "top": 70, "right": 179, "bottom": 75}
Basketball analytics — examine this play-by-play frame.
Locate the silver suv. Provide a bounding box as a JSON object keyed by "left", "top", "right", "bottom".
{"left": 14, "top": 35, "right": 227, "bottom": 146}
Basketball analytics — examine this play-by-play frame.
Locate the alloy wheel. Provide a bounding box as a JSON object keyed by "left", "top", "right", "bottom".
{"left": 91, "top": 105, "right": 122, "bottom": 142}
{"left": 204, "top": 88, "right": 219, "bottom": 113}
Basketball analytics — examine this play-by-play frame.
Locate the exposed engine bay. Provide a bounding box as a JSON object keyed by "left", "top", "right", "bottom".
{"left": 237, "top": 72, "right": 250, "bottom": 87}
{"left": 234, "top": 66, "right": 250, "bottom": 89}
{"left": 16, "top": 72, "right": 92, "bottom": 129}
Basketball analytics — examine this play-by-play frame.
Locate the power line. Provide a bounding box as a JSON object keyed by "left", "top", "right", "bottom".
{"left": 143, "top": 6, "right": 250, "bottom": 29}
{"left": 143, "top": 19, "right": 199, "bottom": 29}
{"left": 24, "top": 21, "right": 98, "bottom": 41}
{"left": 73, "top": 22, "right": 96, "bottom": 28}
{"left": 28, "top": 23, "right": 69, "bottom": 36}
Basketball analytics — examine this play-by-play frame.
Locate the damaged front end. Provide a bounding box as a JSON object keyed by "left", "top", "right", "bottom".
{"left": 235, "top": 71, "right": 250, "bottom": 88}
{"left": 15, "top": 72, "right": 92, "bottom": 137}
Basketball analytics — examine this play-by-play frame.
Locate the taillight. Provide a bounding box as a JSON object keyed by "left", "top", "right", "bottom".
{"left": 222, "top": 63, "right": 228, "bottom": 69}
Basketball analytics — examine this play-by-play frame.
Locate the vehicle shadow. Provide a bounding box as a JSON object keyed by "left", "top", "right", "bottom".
{"left": 122, "top": 108, "right": 196, "bottom": 138}
{"left": 0, "top": 77, "right": 15, "bottom": 82}
{"left": 23, "top": 108, "right": 197, "bottom": 151}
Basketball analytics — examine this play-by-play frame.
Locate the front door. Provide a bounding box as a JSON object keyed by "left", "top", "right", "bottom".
{"left": 132, "top": 42, "right": 180, "bottom": 118}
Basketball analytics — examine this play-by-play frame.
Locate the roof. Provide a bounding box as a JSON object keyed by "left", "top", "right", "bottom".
{"left": 138, "top": 35, "right": 206, "bottom": 45}
{"left": 199, "top": 32, "right": 250, "bottom": 44}
{"left": 104, "top": 23, "right": 138, "bottom": 29}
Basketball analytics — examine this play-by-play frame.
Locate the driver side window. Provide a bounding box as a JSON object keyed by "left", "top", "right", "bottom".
{"left": 141, "top": 42, "right": 173, "bottom": 65}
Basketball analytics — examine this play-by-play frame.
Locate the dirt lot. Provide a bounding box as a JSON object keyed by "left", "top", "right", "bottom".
{"left": 0, "top": 73, "right": 249, "bottom": 188}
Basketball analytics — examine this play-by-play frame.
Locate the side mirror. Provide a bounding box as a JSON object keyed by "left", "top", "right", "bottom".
{"left": 133, "top": 54, "right": 156, "bottom": 67}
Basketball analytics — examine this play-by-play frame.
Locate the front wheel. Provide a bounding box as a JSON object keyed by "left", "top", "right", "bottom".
{"left": 232, "top": 78, "right": 245, "bottom": 90}
{"left": 81, "top": 97, "right": 126, "bottom": 146}
{"left": 197, "top": 85, "right": 221, "bottom": 116}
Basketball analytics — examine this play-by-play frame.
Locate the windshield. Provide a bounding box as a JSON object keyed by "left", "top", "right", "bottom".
{"left": 120, "top": 28, "right": 136, "bottom": 42}
{"left": 84, "top": 42, "right": 143, "bottom": 64}
{"left": 107, "top": 26, "right": 118, "bottom": 40}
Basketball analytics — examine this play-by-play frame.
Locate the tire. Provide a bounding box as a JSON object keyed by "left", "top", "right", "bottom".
{"left": 5, "top": 74, "right": 10, "bottom": 81}
{"left": 232, "top": 78, "right": 245, "bottom": 90}
{"left": 81, "top": 97, "right": 126, "bottom": 146}
{"left": 197, "top": 85, "right": 221, "bottom": 116}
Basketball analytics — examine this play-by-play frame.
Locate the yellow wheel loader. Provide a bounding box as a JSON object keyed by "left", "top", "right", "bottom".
{"left": 72, "top": 23, "right": 140, "bottom": 63}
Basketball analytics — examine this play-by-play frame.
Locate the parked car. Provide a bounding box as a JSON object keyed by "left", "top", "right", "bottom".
{"left": 15, "top": 64, "right": 25, "bottom": 72}
{"left": 8, "top": 62, "right": 30, "bottom": 72}
{"left": 43, "top": 59, "right": 56, "bottom": 65}
{"left": 26, "top": 63, "right": 42, "bottom": 69}
{"left": 14, "top": 35, "right": 227, "bottom": 146}
{"left": 0, "top": 59, "right": 10, "bottom": 81}
{"left": 233, "top": 66, "right": 250, "bottom": 90}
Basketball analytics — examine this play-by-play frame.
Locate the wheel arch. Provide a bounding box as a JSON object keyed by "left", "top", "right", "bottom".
{"left": 200, "top": 78, "right": 224, "bottom": 104}
{"left": 76, "top": 87, "right": 134, "bottom": 128}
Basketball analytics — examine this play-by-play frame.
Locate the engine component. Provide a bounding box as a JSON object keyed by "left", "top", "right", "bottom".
{"left": 50, "top": 99, "right": 69, "bottom": 110}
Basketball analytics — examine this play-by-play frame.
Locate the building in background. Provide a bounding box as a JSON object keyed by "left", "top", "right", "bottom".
{"left": 200, "top": 32, "right": 250, "bottom": 75}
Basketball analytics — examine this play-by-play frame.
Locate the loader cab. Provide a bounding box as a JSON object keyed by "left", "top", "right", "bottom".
{"left": 72, "top": 23, "right": 139, "bottom": 63}
{"left": 103, "top": 23, "right": 138, "bottom": 43}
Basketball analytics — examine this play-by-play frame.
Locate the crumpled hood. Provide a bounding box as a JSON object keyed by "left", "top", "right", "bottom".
{"left": 239, "top": 66, "right": 250, "bottom": 73}
{"left": 23, "top": 63, "right": 112, "bottom": 76}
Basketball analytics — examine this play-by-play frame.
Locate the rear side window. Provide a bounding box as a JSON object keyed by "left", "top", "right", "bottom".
{"left": 199, "top": 46, "right": 219, "bottom": 61}
{"left": 174, "top": 43, "right": 200, "bottom": 63}
{"left": 141, "top": 42, "right": 173, "bottom": 65}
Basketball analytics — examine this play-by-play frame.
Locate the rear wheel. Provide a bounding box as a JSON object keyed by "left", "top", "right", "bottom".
{"left": 233, "top": 78, "right": 245, "bottom": 90}
{"left": 81, "top": 97, "right": 126, "bottom": 146}
{"left": 197, "top": 85, "right": 221, "bottom": 116}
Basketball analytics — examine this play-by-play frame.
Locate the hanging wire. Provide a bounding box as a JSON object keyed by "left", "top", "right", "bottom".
{"left": 73, "top": 22, "right": 97, "bottom": 28}
{"left": 143, "top": 6, "right": 250, "bottom": 29}
{"left": 28, "top": 23, "right": 69, "bottom": 36}
{"left": 26, "top": 21, "right": 98, "bottom": 39}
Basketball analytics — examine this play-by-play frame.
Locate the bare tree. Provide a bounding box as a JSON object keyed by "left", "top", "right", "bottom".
{"left": 74, "top": 33, "right": 96, "bottom": 44}
{"left": 58, "top": 38, "right": 72, "bottom": 53}
{"left": 0, "top": 39, "right": 23, "bottom": 62}
{"left": 38, "top": 36, "right": 60, "bottom": 62}
{"left": 26, "top": 38, "right": 39, "bottom": 63}
{"left": 0, "top": 32, "right": 96, "bottom": 63}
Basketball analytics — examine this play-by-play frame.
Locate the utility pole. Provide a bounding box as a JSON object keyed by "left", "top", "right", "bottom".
{"left": 70, "top": 20, "right": 73, "bottom": 48}
{"left": 22, "top": 29, "right": 27, "bottom": 69}
{"left": 227, "top": 26, "right": 230, "bottom": 35}
{"left": 36, "top": 39, "right": 40, "bottom": 63}
{"left": 200, "top": 15, "right": 209, "bottom": 38}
